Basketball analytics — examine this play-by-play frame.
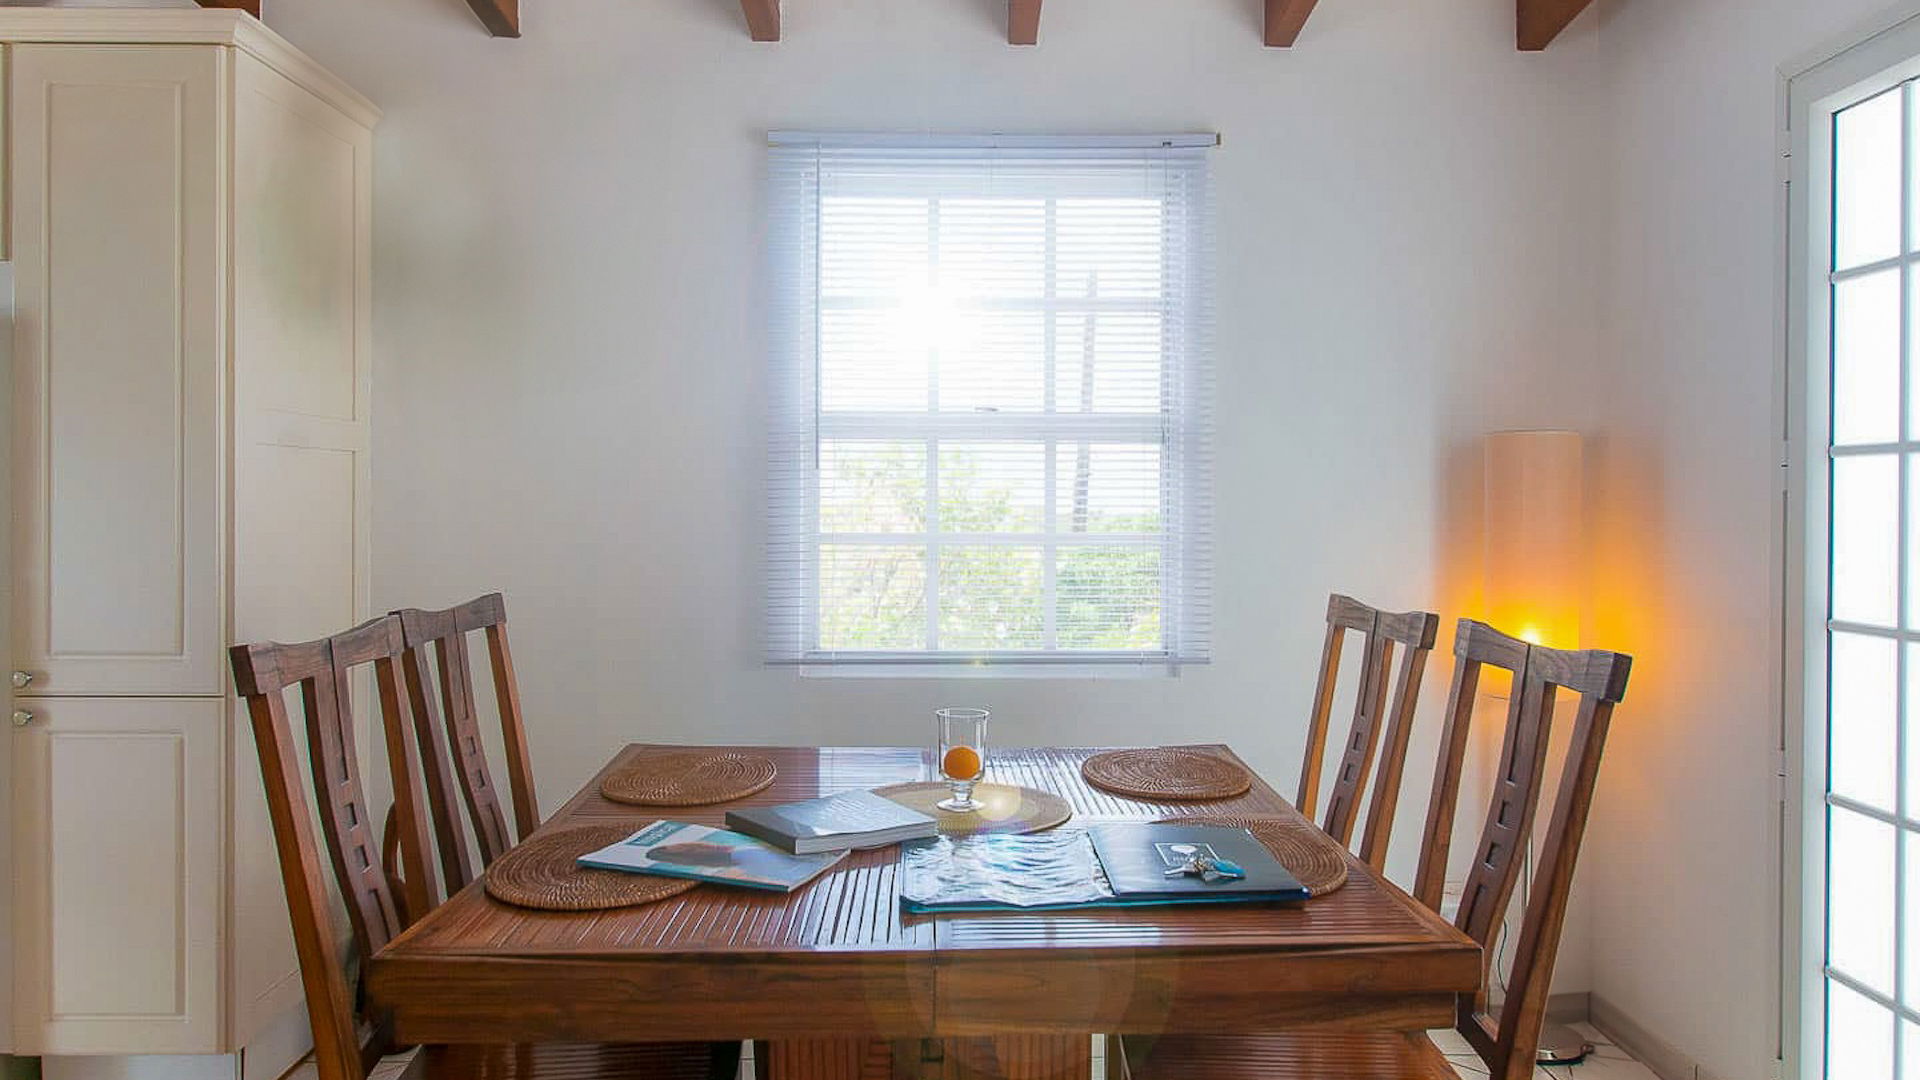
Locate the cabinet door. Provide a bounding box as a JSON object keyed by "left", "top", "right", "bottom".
{"left": 9, "top": 45, "right": 226, "bottom": 696}
{"left": 11, "top": 697, "right": 222, "bottom": 1054}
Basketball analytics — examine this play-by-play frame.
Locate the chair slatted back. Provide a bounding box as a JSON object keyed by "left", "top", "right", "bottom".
{"left": 1296, "top": 594, "right": 1440, "bottom": 869}
{"left": 230, "top": 615, "right": 433, "bottom": 1080}
{"left": 396, "top": 593, "right": 540, "bottom": 892}
{"left": 1351, "top": 608, "right": 1440, "bottom": 868}
{"left": 1409, "top": 619, "right": 1632, "bottom": 1080}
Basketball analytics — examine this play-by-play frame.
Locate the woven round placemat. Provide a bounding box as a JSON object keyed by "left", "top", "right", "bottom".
{"left": 1082, "top": 748, "right": 1253, "bottom": 801}
{"left": 600, "top": 749, "right": 778, "bottom": 807}
{"left": 483, "top": 824, "right": 698, "bottom": 911}
{"left": 874, "top": 782, "right": 1073, "bottom": 837}
{"left": 1156, "top": 814, "right": 1349, "bottom": 898}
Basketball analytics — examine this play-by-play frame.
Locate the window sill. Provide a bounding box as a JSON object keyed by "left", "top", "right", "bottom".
{"left": 784, "top": 659, "right": 1205, "bottom": 680}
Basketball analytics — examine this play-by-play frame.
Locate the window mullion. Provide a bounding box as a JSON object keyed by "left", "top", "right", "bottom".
{"left": 1044, "top": 197, "right": 1059, "bottom": 651}
{"left": 925, "top": 196, "right": 942, "bottom": 652}
{"left": 1159, "top": 166, "right": 1179, "bottom": 660}
{"left": 1897, "top": 81, "right": 1914, "bottom": 1059}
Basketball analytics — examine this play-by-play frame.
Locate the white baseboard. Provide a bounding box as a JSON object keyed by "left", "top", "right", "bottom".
{"left": 42, "top": 1055, "right": 237, "bottom": 1080}
{"left": 1547, "top": 990, "right": 1590, "bottom": 1025}
{"left": 1590, "top": 993, "right": 1731, "bottom": 1080}
{"left": 238, "top": 1004, "right": 310, "bottom": 1080}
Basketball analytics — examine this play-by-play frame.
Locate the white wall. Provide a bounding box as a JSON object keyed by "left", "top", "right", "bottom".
{"left": 251, "top": 0, "right": 1606, "bottom": 851}
{"left": 37, "top": 0, "right": 1614, "bottom": 1004}
{"left": 1589, "top": 1, "right": 1901, "bottom": 1077}
{"left": 225, "top": 0, "right": 1611, "bottom": 1000}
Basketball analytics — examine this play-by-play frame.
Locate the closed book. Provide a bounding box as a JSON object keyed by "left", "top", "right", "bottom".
{"left": 726, "top": 790, "right": 938, "bottom": 854}
{"left": 1087, "top": 823, "right": 1309, "bottom": 904}
{"left": 577, "top": 820, "right": 845, "bottom": 893}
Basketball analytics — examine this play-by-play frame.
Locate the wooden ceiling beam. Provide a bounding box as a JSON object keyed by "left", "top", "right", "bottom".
{"left": 742, "top": 0, "right": 781, "bottom": 41}
{"left": 461, "top": 0, "right": 519, "bottom": 37}
{"left": 193, "top": 0, "right": 261, "bottom": 19}
{"left": 1517, "top": 0, "right": 1594, "bottom": 50}
{"left": 1263, "top": 0, "right": 1318, "bottom": 47}
{"left": 1008, "top": 0, "right": 1041, "bottom": 46}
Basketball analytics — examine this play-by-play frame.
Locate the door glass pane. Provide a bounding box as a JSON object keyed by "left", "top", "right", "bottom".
{"left": 1834, "top": 454, "right": 1900, "bottom": 626}
{"left": 1830, "top": 980, "right": 1894, "bottom": 1080}
{"left": 1834, "top": 632, "right": 1898, "bottom": 811}
{"left": 1835, "top": 270, "right": 1902, "bottom": 446}
{"left": 1830, "top": 807, "right": 1897, "bottom": 996}
{"left": 1838, "top": 87, "right": 1903, "bottom": 271}
{"left": 1906, "top": 830, "right": 1920, "bottom": 1007}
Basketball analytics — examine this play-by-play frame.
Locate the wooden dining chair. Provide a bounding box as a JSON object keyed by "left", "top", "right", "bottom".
{"left": 1294, "top": 594, "right": 1441, "bottom": 870}
{"left": 388, "top": 593, "right": 539, "bottom": 896}
{"left": 230, "top": 616, "right": 740, "bottom": 1080}
{"left": 1121, "top": 620, "right": 1632, "bottom": 1080}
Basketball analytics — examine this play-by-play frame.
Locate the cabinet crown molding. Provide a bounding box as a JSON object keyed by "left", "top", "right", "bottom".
{"left": 0, "top": 10, "right": 379, "bottom": 128}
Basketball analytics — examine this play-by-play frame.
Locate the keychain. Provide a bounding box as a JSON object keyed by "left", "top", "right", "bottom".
{"left": 1162, "top": 853, "right": 1246, "bottom": 883}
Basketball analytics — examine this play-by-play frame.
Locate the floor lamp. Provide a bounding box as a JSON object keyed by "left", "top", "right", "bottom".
{"left": 1484, "top": 430, "right": 1593, "bottom": 1067}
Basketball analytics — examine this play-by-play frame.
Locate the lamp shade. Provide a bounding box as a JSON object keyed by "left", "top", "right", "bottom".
{"left": 1483, "top": 430, "right": 1584, "bottom": 649}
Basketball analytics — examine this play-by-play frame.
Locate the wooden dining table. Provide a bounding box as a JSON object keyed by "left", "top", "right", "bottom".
{"left": 367, "top": 744, "right": 1480, "bottom": 1079}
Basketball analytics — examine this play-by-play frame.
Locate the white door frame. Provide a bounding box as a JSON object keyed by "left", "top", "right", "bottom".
{"left": 1784, "top": 7, "right": 1920, "bottom": 1077}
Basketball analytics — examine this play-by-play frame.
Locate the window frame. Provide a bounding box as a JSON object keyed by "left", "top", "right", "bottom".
{"left": 765, "top": 134, "right": 1215, "bottom": 677}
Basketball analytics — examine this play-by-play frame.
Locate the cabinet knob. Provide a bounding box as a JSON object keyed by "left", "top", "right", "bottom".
{"left": 10, "top": 671, "right": 33, "bottom": 689}
{"left": 11, "top": 710, "right": 32, "bottom": 727}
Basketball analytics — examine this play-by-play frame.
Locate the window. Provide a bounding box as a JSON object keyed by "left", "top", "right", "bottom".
{"left": 766, "top": 134, "right": 1214, "bottom": 673}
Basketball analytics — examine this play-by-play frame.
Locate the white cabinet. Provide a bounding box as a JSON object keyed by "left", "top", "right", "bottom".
{"left": 10, "top": 699, "right": 223, "bottom": 1054}
{"left": 8, "top": 44, "right": 226, "bottom": 698}
{"left": 0, "top": 11, "right": 377, "bottom": 1078}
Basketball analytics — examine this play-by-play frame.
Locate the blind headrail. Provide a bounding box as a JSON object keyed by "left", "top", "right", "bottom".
{"left": 766, "top": 131, "right": 1220, "bottom": 150}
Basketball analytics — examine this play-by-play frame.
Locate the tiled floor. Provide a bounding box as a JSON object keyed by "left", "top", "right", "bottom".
{"left": 725, "top": 1025, "right": 1665, "bottom": 1079}
{"left": 288, "top": 1025, "right": 1663, "bottom": 1080}
{"left": 1433, "top": 1023, "right": 1662, "bottom": 1080}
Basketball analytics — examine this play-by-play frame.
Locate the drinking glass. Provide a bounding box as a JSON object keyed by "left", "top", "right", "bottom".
{"left": 935, "top": 707, "right": 990, "bottom": 812}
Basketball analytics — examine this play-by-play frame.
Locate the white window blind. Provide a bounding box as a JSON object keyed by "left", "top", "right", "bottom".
{"left": 767, "top": 134, "right": 1215, "bottom": 672}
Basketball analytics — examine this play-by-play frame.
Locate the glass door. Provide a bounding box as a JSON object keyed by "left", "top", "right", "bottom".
{"left": 1822, "top": 79, "right": 1910, "bottom": 1080}
{"left": 1796, "top": 42, "right": 1920, "bottom": 1079}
